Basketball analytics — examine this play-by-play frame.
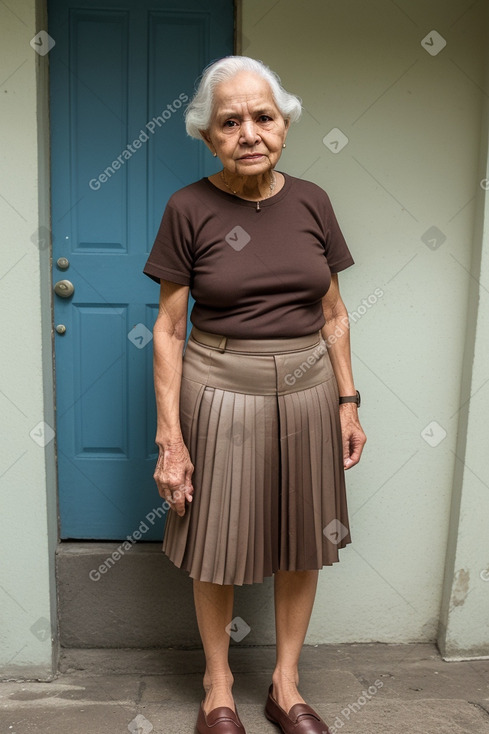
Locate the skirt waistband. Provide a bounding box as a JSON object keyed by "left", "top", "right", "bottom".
{"left": 189, "top": 326, "right": 321, "bottom": 354}
{"left": 184, "top": 327, "right": 333, "bottom": 395}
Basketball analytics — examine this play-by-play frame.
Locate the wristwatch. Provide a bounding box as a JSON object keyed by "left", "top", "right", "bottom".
{"left": 339, "top": 390, "right": 361, "bottom": 407}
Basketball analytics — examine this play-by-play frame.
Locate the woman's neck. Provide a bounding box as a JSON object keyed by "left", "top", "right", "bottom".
{"left": 212, "top": 169, "right": 282, "bottom": 201}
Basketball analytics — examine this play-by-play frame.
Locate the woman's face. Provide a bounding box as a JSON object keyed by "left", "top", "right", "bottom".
{"left": 202, "top": 71, "right": 289, "bottom": 176}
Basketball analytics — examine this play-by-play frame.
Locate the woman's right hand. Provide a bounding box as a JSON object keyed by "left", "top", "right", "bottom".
{"left": 154, "top": 440, "right": 194, "bottom": 517}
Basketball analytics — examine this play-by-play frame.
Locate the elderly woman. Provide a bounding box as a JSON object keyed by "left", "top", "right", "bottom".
{"left": 144, "top": 56, "right": 366, "bottom": 734}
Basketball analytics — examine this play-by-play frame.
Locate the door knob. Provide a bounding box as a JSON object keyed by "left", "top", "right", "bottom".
{"left": 56, "top": 257, "right": 70, "bottom": 270}
{"left": 54, "top": 279, "right": 75, "bottom": 298}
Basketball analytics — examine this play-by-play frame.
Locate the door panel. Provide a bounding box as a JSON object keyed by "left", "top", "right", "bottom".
{"left": 49, "top": 0, "right": 234, "bottom": 538}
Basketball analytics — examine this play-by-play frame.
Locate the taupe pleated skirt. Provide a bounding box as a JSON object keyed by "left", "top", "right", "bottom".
{"left": 162, "top": 326, "right": 351, "bottom": 585}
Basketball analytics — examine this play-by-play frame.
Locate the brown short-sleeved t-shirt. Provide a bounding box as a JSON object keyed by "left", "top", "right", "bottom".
{"left": 144, "top": 172, "right": 354, "bottom": 338}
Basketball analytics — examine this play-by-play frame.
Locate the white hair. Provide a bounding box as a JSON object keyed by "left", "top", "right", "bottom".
{"left": 184, "top": 55, "right": 302, "bottom": 139}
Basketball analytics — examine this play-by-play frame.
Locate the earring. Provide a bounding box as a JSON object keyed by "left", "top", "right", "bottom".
{"left": 213, "top": 152, "right": 217, "bottom": 157}
{"left": 282, "top": 143, "right": 286, "bottom": 148}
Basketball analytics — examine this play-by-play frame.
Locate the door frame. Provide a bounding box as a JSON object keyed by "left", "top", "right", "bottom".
{"left": 39, "top": 0, "right": 239, "bottom": 671}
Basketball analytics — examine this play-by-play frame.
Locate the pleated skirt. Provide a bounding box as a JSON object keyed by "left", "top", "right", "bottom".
{"left": 162, "top": 326, "right": 352, "bottom": 585}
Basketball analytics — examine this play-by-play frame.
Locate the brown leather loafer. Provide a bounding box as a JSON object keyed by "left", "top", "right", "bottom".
{"left": 265, "top": 685, "right": 331, "bottom": 734}
{"left": 196, "top": 702, "right": 246, "bottom": 733}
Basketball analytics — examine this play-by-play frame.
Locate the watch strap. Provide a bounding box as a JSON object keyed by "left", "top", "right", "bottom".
{"left": 339, "top": 390, "right": 361, "bottom": 407}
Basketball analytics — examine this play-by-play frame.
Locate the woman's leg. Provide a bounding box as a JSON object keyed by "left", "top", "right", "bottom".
{"left": 272, "top": 569, "right": 319, "bottom": 712}
{"left": 193, "top": 579, "right": 236, "bottom": 713}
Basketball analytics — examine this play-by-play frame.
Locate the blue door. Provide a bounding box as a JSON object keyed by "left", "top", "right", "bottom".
{"left": 49, "top": 0, "right": 234, "bottom": 539}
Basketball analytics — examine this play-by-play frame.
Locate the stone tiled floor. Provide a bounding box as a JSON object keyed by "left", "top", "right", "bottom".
{"left": 0, "top": 643, "right": 488, "bottom": 733}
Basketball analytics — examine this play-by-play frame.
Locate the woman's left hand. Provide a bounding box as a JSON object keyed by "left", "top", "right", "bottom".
{"left": 339, "top": 403, "right": 367, "bottom": 469}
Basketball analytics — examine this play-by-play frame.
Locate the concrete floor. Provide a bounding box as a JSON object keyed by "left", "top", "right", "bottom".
{"left": 0, "top": 643, "right": 488, "bottom": 733}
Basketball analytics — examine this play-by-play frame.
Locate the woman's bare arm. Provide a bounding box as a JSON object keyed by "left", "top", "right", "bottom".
{"left": 321, "top": 274, "right": 367, "bottom": 469}
{"left": 152, "top": 280, "right": 194, "bottom": 515}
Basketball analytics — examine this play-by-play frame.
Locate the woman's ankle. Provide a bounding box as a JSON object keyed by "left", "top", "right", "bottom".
{"left": 203, "top": 670, "right": 234, "bottom": 692}
{"left": 271, "top": 668, "right": 306, "bottom": 713}
{"left": 272, "top": 667, "right": 299, "bottom": 690}
{"left": 202, "top": 673, "right": 235, "bottom": 714}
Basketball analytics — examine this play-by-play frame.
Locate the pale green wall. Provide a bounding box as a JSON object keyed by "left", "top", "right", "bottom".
{"left": 438, "top": 89, "right": 489, "bottom": 659}
{"left": 241, "top": 0, "right": 489, "bottom": 647}
{"left": 0, "top": 0, "right": 57, "bottom": 677}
